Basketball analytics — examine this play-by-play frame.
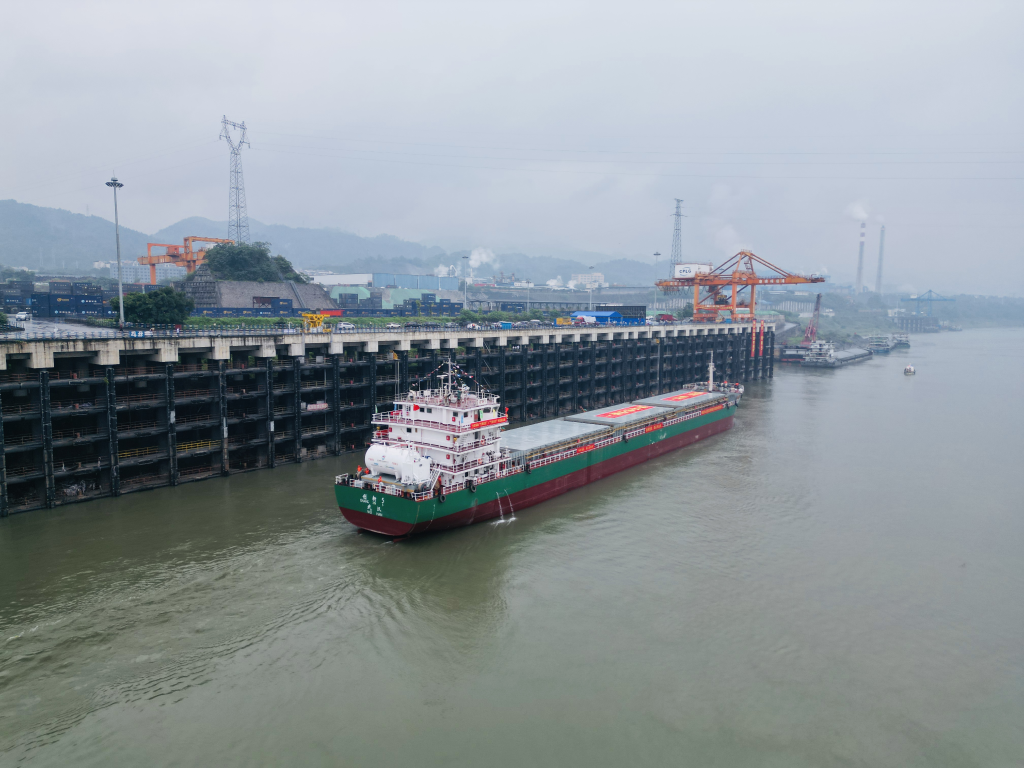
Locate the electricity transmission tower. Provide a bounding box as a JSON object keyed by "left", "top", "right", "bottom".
{"left": 220, "top": 116, "right": 250, "bottom": 244}
{"left": 670, "top": 198, "right": 685, "bottom": 267}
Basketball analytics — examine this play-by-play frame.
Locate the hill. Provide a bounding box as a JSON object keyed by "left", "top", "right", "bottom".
{"left": 0, "top": 199, "right": 151, "bottom": 273}
{"left": 0, "top": 200, "right": 662, "bottom": 286}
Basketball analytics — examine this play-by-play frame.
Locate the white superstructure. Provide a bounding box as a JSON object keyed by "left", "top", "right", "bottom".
{"left": 365, "top": 359, "right": 507, "bottom": 489}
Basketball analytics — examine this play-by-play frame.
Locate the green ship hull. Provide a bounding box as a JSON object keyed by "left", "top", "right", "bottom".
{"left": 336, "top": 403, "right": 736, "bottom": 536}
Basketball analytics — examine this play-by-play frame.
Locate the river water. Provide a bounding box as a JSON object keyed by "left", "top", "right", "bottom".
{"left": 1, "top": 328, "right": 1022, "bottom": 767}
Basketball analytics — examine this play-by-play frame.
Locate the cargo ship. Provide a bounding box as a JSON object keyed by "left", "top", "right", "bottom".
{"left": 801, "top": 340, "right": 872, "bottom": 368}
{"left": 335, "top": 358, "right": 741, "bottom": 536}
{"left": 864, "top": 335, "right": 895, "bottom": 353}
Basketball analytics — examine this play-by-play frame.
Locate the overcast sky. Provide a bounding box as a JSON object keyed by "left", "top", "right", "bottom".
{"left": 2, "top": 1, "right": 1022, "bottom": 294}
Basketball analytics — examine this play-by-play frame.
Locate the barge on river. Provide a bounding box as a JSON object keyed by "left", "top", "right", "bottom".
{"left": 335, "top": 358, "right": 741, "bottom": 536}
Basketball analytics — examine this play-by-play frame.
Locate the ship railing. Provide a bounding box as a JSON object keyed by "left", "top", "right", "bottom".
{"left": 370, "top": 434, "right": 500, "bottom": 453}
{"left": 335, "top": 473, "right": 438, "bottom": 502}
{"left": 372, "top": 411, "right": 507, "bottom": 434}
{"left": 522, "top": 434, "right": 620, "bottom": 469}
{"left": 392, "top": 392, "right": 500, "bottom": 408}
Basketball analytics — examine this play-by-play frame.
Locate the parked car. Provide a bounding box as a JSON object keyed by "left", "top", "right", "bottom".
{"left": 336, "top": 322, "right": 356, "bottom": 330}
{"left": 14, "top": 312, "right": 29, "bottom": 321}
{"left": 385, "top": 323, "right": 401, "bottom": 329}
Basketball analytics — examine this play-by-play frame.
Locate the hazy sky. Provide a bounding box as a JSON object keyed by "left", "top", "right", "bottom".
{"left": 2, "top": 1, "right": 1022, "bottom": 294}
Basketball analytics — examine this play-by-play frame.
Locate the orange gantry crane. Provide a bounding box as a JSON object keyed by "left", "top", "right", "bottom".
{"left": 137, "top": 236, "right": 234, "bottom": 284}
{"left": 656, "top": 250, "right": 825, "bottom": 323}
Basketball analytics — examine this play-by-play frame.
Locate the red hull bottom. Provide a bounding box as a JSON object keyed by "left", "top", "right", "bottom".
{"left": 341, "top": 414, "right": 734, "bottom": 536}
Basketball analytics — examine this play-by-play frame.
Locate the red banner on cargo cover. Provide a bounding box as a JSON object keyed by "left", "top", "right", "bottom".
{"left": 597, "top": 404, "right": 654, "bottom": 418}
{"left": 470, "top": 416, "right": 508, "bottom": 430}
{"left": 662, "top": 391, "right": 705, "bottom": 402}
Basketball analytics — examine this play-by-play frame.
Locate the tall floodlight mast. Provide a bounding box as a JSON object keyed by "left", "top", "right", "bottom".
{"left": 220, "top": 116, "right": 250, "bottom": 244}
{"left": 104, "top": 176, "right": 126, "bottom": 328}
{"left": 670, "top": 198, "right": 685, "bottom": 268}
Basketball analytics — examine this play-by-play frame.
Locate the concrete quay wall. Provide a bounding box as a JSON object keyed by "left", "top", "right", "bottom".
{"left": 0, "top": 322, "right": 774, "bottom": 516}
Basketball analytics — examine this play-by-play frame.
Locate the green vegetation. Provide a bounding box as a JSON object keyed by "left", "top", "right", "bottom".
{"left": 457, "top": 309, "right": 563, "bottom": 324}
{"left": 1, "top": 264, "right": 35, "bottom": 282}
{"left": 184, "top": 316, "right": 303, "bottom": 330}
{"left": 197, "top": 242, "right": 306, "bottom": 283}
{"left": 111, "top": 288, "right": 194, "bottom": 325}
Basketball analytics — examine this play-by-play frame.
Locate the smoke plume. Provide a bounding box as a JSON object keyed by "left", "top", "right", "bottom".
{"left": 844, "top": 201, "right": 870, "bottom": 221}
{"left": 468, "top": 247, "right": 498, "bottom": 269}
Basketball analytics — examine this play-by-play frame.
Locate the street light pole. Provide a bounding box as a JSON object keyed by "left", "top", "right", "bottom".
{"left": 105, "top": 176, "right": 125, "bottom": 328}
{"left": 588, "top": 265, "right": 595, "bottom": 311}
{"left": 652, "top": 251, "right": 661, "bottom": 312}
{"left": 462, "top": 255, "right": 470, "bottom": 310}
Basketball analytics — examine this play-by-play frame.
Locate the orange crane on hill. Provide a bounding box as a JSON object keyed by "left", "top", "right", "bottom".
{"left": 656, "top": 250, "right": 825, "bottom": 323}
{"left": 137, "top": 236, "right": 234, "bottom": 284}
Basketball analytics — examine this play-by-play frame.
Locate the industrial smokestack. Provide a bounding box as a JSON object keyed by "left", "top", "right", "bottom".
{"left": 854, "top": 222, "right": 866, "bottom": 293}
{"left": 874, "top": 225, "right": 886, "bottom": 294}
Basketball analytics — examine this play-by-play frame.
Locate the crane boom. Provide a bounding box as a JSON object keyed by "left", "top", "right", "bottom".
{"left": 656, "top": 250, "right": 825, "bottom": 322}
{"left": 802, "top": 293, "right": 822, "bottom": 345}
{"left": 137, "top": 236, "right": 234, "bottom": 284}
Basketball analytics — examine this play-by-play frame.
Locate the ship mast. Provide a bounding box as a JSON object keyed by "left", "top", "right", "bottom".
{"left": 708, "top": 351, "right": 715, "bottom": 393}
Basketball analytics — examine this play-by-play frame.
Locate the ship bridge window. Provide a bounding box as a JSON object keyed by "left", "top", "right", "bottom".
{"left": 406, "top": 428, "right": 412, "bottom": 433}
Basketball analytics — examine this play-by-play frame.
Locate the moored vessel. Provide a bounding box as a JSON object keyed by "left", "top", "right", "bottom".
{"left": 335, "top": 357, "right": 741, "bottom": 536}
{"left": 864, "top": 335, "right": 895, "bottom": 353}
{"left": 801, "top": 340, "right": 872, "bottom": 368}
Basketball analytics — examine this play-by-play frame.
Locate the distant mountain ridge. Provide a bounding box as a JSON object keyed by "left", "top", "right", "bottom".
{"left": 0, "top": 200, "right": 661, "bottom": 286}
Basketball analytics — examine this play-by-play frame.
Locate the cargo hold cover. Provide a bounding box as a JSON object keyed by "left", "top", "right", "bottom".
{"left": 632, "top": 388, "right": 723, "bottom": 410}
{"left": 500, "top": 419, "right": 610, "bottom": 456}
{"left": 565, "top": 403, "right": 675, "bottom": 427}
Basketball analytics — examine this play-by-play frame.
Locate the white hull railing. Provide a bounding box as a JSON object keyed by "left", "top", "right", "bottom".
{"left": 372, "top": 411, "right": 508, "bottom": 435}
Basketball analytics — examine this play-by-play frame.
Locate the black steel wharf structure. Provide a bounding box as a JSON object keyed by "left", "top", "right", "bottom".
{"left": 0, "top": 322, "right": 773, "bottom": 516}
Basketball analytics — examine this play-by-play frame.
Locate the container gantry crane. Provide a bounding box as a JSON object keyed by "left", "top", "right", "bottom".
{"left": 899, "top": 290, "right": 955, "bottom": 316}
{"left": 656, "top": 250, "right": 825, "bottom": 323}
{"left": 137, "top": 236, "right": 234, "bottom": 284}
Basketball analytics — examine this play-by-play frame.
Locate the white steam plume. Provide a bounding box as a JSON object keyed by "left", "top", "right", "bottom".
{"left": 845, "top": 201, "right": 870, "bottom": 221}
{"left": 546, "top": 276, "right": 563, "bottom": 288}
{"left": 469, "top": 247, "right": 498, "bottom": 270}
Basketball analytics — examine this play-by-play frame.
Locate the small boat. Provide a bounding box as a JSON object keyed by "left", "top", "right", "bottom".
{"left": 904, "top": 365, "right": 916, "bottom": 375}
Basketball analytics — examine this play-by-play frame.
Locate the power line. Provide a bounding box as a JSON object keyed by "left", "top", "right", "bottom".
{"left": 257, "top": 130, "right": 1024, "bottom": 157}
{"left": 250, "top": 145, "right": 1024, "bottom": 181}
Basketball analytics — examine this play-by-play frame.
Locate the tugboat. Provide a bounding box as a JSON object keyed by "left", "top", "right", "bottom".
{"left": 904, "top": 365, "right": 916, "bottom": 375}
{"left": 335, "top": 357, "right": 741, "bottom": 536}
